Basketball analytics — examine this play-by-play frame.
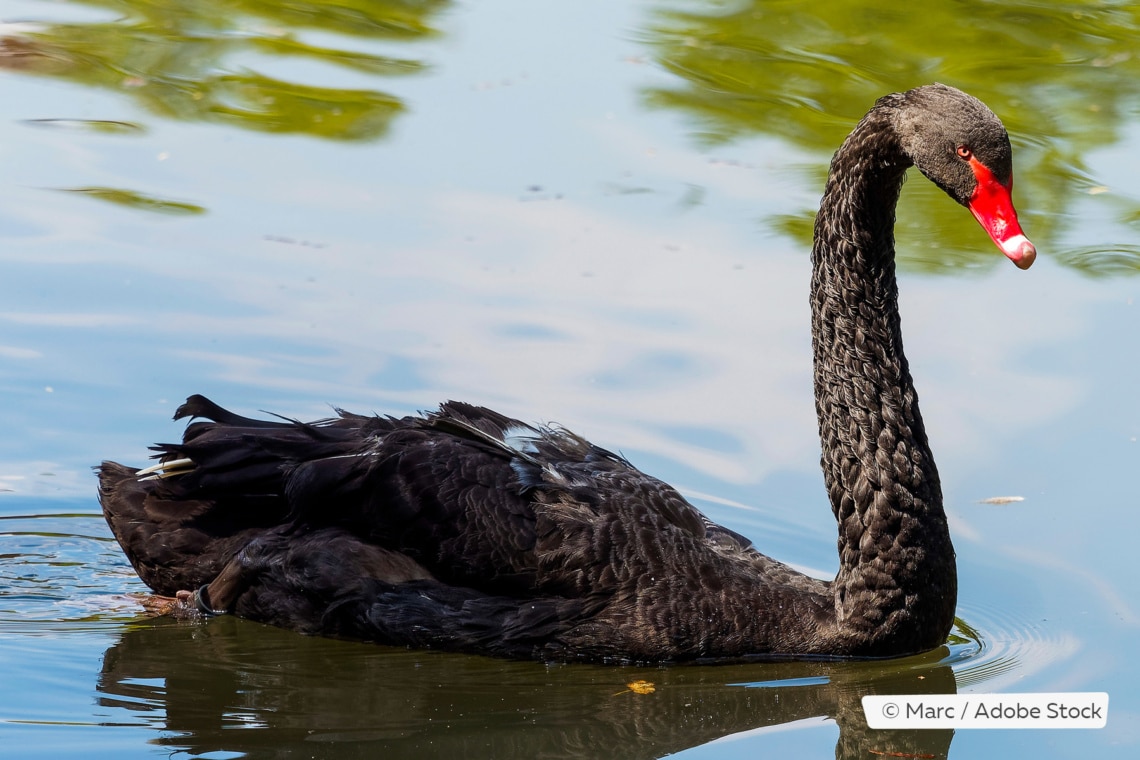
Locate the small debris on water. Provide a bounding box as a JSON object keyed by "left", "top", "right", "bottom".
{"left": 977, "top": 496, "right": 1025, "bottom": 505}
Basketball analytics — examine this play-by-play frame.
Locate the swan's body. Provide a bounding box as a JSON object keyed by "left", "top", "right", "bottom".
{"left": 98, "top": 84, "right": 1034, "bottom": 663}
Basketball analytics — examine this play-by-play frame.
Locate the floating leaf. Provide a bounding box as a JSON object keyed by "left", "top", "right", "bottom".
{"left": 614, "top": 679, "right": 656, "bottom": 696}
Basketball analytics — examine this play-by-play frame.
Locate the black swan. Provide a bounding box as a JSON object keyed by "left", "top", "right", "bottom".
{"left": 98, "top": 84, "right": 1034, "bottom": 663}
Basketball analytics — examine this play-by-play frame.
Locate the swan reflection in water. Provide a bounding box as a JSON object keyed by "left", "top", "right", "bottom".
{"left": 96, "top": 616, "right": 967, "bottom": 760}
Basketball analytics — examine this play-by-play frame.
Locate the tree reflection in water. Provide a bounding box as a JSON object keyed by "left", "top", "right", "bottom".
{"left": 642, "top": 0, "right": 1140, "bottom": 276}
{"left": 0, "top": 0, "right": 446, "bottom": 140}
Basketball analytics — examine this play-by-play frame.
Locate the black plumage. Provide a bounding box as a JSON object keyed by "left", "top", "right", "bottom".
{"left": 98, "top": 84, "right": 1034, "bottom": 663}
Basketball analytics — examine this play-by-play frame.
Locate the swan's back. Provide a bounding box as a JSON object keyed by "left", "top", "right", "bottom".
{"left": 99, "top": 395, "right": 827, "bottom": 662}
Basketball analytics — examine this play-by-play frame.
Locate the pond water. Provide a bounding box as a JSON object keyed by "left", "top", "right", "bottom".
{"left": 1, "top": 0, "right": 1138, "bottom": 757}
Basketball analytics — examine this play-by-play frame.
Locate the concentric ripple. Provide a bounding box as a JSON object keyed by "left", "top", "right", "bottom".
{"left": 947, "top": 603, "right": 1080, "bottom": 690}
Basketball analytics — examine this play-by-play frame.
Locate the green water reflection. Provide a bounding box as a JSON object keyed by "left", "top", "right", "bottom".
{"left": 55, "top": 186, "right": 207, "bottom": 215}
{"left": 3, "top": 0, "right": 1140, "bottom": 273}
{"left": 0, "top": 0, "right": 444, "bottom": 139}
{"left": 643, "top": 0, "right": 1140, "bottom": 274}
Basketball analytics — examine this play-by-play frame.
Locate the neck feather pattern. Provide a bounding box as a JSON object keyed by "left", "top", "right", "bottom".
{"left": 809, "top": 107, "right": 956, "bottom": 653}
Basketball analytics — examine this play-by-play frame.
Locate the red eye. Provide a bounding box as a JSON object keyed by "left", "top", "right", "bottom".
{"left": 956, "top": 146, "right": 973, "bottom": 160}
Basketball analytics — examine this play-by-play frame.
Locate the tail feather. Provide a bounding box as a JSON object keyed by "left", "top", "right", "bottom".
{"left": 154, "top": 404, "right": 373, "bottom": 499}
{"left": 98, "top": 395, "right": 372, "bottom": 593}
{"left": 175, "top": 394, "right": 291, "bottom": 428}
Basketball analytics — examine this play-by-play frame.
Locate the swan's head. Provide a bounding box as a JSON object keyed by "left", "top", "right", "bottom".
{"left": 893, "top": 83, "right": 1036, "bottom": 270}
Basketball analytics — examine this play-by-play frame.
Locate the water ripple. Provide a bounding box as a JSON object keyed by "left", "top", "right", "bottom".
{"left": 949, "top": 602, "right": 1080, "bottom": 691}
{"left": 0, "top": 509, "right": 142, "bottom": 633}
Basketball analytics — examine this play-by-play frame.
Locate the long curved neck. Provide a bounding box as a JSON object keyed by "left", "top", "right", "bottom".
{"left": 810, "top": 108, "right": 956, "bottom": 653}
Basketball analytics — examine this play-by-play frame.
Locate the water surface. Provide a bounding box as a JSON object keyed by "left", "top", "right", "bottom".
{"left": 1, "top": 0, "right": 1138, "bottom": 757}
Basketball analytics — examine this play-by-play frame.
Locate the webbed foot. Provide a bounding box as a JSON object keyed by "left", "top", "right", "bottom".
{"left": 140, "top": 589, "right": 199, "bottom": 618}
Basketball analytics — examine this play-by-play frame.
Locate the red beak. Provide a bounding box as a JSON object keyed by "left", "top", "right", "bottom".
{"left": 966, "top": 157, "right": 1036, "bottom": 270}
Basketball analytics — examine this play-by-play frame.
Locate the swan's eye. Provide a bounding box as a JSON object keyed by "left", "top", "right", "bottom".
{"left": 956, "top": 145, "right": 973, "bottom": 160}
